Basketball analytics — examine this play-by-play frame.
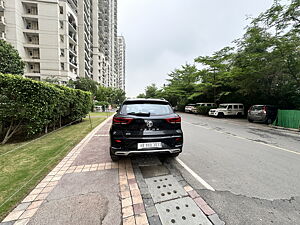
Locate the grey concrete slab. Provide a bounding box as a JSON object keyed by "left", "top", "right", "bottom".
{"left": 140, "top": 165, "right": 170, "bottom": 178}
{"left": 72, "top": 136, "right": 111, "bottom": 166}
{"left": 145, "top": 175, "right": 187, "bottom": 203}
{"left": 28, "top": 170, "right": 121, "bottom": 225}
{"left": 132, "top": 156, "right": 162, "bottom": 167}
{"left": 155, "top": 197, "right": 212, "bottom": 225}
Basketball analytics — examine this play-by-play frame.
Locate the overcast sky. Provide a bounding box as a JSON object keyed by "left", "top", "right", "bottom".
{"left": 118, "top": 0, "right": 274, "bottom": 97}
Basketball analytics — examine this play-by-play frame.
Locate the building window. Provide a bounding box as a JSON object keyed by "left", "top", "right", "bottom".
{"left": 30, "top": 65, "right": 34, "bottom": 70}
{"left": 60, "top": 49, "right": 64, "bottom": 57}
{"left": 61, "top": 63, "right": 65, "bottom": 70}
{"left": 60, "top": 35, "right": 64, "bottom": 43}
{"left": 60, "top": 21, "right": 64, "bottom": 29}
{"left": 60, "top": 6, "right": 63, "bottom": 14}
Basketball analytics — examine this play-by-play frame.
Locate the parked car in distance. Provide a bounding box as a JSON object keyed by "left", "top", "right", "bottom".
{"left": 185, "top": 104, "right": 196, "bottom": 113}
{"left": 110, "top": 98, "right": 183, "bottom": 161}
{"left": 247, "top": 105, "right": 278, "bottom": 124}
{"left": 209, "top": 103, "right": 244, "bottom": 117}
{"left": 192, "top": 103, "right": 217, "bottom": 113}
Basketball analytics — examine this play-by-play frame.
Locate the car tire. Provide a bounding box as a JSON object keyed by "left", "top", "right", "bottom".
{"left": 110, "top": 149, "right": 119, "bottom": 161}
{"left": 266, "top": 118, "right": 272, "bottom": 125}
{"left": 217, "top": 112, "right": 224, "bottom": 118}
{"left": 248, "top": 118, "right": 253, "bottom": 123}
{"left": 237, "top": 112, "right": 242, "bottom": 117}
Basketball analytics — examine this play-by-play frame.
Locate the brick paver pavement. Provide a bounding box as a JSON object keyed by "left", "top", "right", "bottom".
{"left": 1, "top": 116, "right": 149, "bottom": 225}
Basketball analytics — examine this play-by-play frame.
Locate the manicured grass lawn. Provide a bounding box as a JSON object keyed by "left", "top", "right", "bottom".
{"left": 0, "top": 115, "right": 112, "bottom": 220}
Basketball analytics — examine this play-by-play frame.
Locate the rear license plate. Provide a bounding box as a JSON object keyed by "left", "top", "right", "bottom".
{"left": 138, "top": 142, "right": 162, "bottom": 149}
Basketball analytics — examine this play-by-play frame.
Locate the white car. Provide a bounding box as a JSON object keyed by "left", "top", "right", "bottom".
{"left": 209, "top": 103, "right": 244, "bottom": 117}
{"left": 185, "top": 104, "right": 196, "bottom": 113}
{"left": 191, "top": 103, "right": 217, "bottom": 113}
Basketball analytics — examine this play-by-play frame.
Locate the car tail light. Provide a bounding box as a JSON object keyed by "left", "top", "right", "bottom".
{"left": 113, "top": 117, "right": 133, "bottom": 125}
{"left": 175, "top": 137, "right": 182, "bottom": 142}
{"left": 115, "top": 139, "right": 122, "bottom": 143}
{"left": 262, "top": 106, "right": 267, "bottom": 113}
{"left": 165, "top": 117, "right": 181, "bottom": 124}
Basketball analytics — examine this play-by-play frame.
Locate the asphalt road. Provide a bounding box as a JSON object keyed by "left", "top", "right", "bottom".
{"left": 175, "top": 113, "right": 300, "bottom": 225}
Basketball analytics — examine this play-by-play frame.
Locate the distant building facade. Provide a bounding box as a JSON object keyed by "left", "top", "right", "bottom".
{"left": 0, "top": 0, "right": 124, "bottom": 88}
{"left": 117, "top": 35, "right": 125, "bottom": 90}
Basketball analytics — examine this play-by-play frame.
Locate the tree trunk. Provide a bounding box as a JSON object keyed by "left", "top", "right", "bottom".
{"left": 1, "top": 120, "right": 22, "bottom": 145}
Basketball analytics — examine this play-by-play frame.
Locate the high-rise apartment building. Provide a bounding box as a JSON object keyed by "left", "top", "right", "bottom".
{"left": 98, "top": 0, "right": 117, "bottom": 87}
{"left": 1, "top": 0, "right": 79, "bottom": 83}
{"left": 0, "top": 0, "right": 124, "bottom": 88}
{"left": 117, "top": 35, "right": 125, "bottom": 90}
{"left": 78, "top": 0, "right": 93, "bottom": 79}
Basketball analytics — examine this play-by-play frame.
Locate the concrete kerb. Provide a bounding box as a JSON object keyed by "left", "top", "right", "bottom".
{"left": 269, "top": 124, "right": 300, "bottom": 133}
{"left": 1, "top": 115, "right": 115, "bottom": 225}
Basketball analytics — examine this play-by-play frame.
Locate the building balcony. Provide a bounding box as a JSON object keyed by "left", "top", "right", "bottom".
{"left": 68, "top": 31, "right": 77, "bottom": 41}
{"left": 22, "top": 13, "right": 38, "bottom": 19}
{"left": 0, "top": 31, "right": 5, "bottom": 40}
{"left": 69, "top": 60, "right": 78, "bottom": 68}
{"left": 67, "top": 0, "right": 78, "bottom": 12}
{"left": 24, "top": 57, "right": 41, "bottom": 63}
{"left": 0, "top": 0, "right": 4, "bottom": 11}
{"left": 0, "top": 16, "right": 6, "bottom": 25}
{"left": 25, "top": 70, "right": 40, "bottom": 75}
{"left": 24, "top": 21, "right": 39, "bottom": 32}
{"left": 69, "top": 47, "right": 77, "bottom": 56}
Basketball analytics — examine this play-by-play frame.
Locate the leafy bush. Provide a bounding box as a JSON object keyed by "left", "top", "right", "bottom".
{"left": 0, "top": 40, "right": 25, "bottom": 75}
{"left": 0, "top": 73, "right": 92, "bottom": 144}
{"left": 196, "top": 106, "right": 216, "bottom": 115}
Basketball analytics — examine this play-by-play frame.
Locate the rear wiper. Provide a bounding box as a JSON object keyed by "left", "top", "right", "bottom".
{"left": 127, "top": 112, "right": 151, "bottom": 117}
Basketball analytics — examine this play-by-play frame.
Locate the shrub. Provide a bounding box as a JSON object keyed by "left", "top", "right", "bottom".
{"left": 196, "top": 106, "right": 216, "bottom": 115}
{"left": 0, "top": 73, "right": 92, "bottom": 144}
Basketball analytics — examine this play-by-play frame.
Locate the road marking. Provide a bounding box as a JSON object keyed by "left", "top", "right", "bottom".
{"left": 175, "top": 158, "right": 215, "bottom": 191}
{"left": 183, "top": 121, "right": 300, "bottom": 156}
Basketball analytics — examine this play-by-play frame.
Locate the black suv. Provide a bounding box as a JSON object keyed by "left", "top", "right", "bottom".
{"left": 110, "top": 99, "right": 183, "bottom": 161}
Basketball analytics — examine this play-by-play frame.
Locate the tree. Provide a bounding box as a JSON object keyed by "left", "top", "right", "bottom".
{"left": 145, "top": 84, "right": 159, "bottom": 98}
{"left": 194, "top": 47, "right": 235, "bottom": 103}
{"left": 95, "top": 85, "right": 126, "bottom": 106}
{"left": 68, "top": 77, "right": 98, "bottom": 96}
{"left": 162, "top": 64, "right": 199, "bottom": 108}
{"left": 137, "top": 84, "right": 160, "bottom": 99}
{"left": 137, "top": 93, "right": 146, "bottom": 98}
{"left": 0, "top": 40, "right": 25, "bottom": 75}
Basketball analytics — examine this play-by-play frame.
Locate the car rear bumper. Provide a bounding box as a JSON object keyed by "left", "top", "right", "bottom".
{"left": 248, "top": 115, "right": 267, "bottom": 121}
{"left": 112, "top": 148, "right": 182, "bottom": 156}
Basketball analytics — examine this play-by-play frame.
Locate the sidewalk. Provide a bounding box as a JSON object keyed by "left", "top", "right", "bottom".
{"left": 1, "top": 116, "right": 224, "bottom": 225}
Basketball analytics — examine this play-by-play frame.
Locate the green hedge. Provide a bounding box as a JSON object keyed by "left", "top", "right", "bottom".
{"left": 196, "top": 106, "right": 216, "bottom": 115}
{"left": 0, "top": 73, "right": 92, "bottom": 144}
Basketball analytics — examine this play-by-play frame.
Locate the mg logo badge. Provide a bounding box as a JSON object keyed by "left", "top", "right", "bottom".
{"left": 146, "top": 120, "right": 153, "bottom": 128}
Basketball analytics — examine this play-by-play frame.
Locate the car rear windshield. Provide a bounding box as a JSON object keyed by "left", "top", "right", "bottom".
{"left": 251, "top": 105, "right": 263, "bottom": 110}
{"left": 120, "top": 102, "right": 173, "bottom": 116}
